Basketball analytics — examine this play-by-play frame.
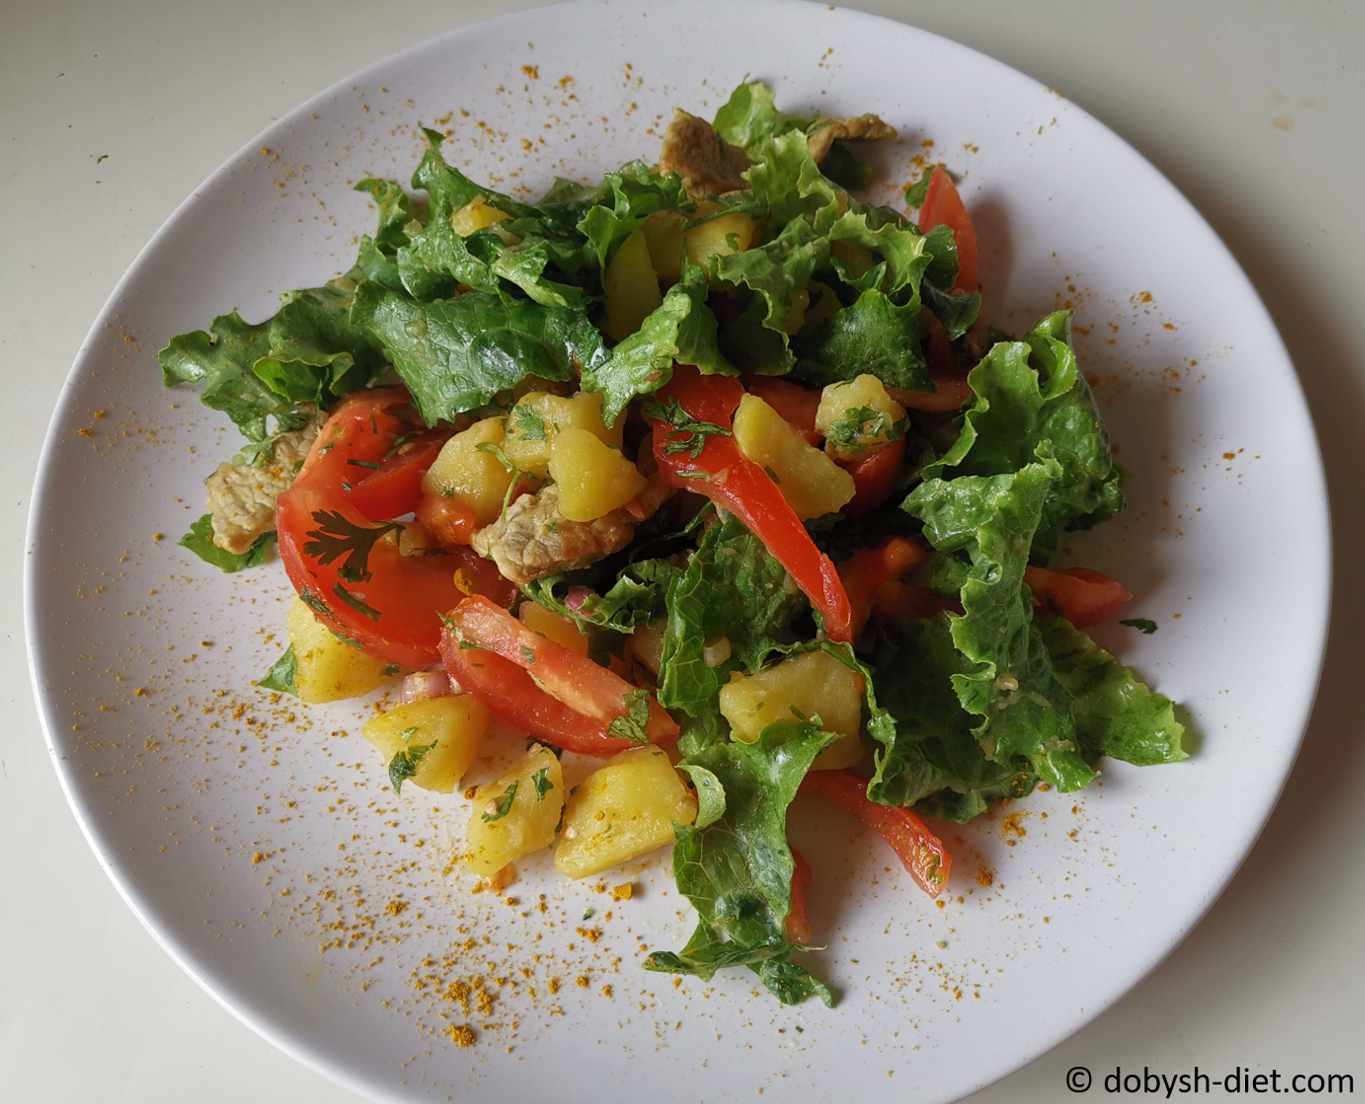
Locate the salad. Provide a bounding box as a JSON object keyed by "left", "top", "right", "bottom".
{"left": 161, "top": 81, "right": 1186, "bottom": 1006}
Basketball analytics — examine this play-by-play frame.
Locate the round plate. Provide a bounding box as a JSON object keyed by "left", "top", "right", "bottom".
{"left": 25, "top": 1, "right": 1329, "bottom": 1101}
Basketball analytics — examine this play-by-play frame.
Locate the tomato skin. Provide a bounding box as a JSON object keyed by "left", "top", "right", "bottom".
{"left": 343, "top": 430, "right": 450, "bottom": 520}
{"left": 440, "top": 596, "right": 678, "bottom": 754}
{"left": 839, "top": 535, "right": 928, "bottom": 638}
{"left": 842, "top": 437, "right": 906, "bottom": 517}
{"left": 647, "top": 367, "right": 854, "bottom": 643}
{"left": 800, "top": 770, "right": 951, "bottom": 898}
{"left": 275, "top": 390, "right": 511, "bottom": 668}
{"left": 918, "top": 165, "right": 979, "bottom": 293}
{"left": 1024, "top": 566, "right": 1132, "bottom": 627}
{"left": 784, "top": 848, "right": 814, "bottom": 946}
{"left": 416, "top": 493, "right": 480, "bottom": 547}
{"left": 744, "top": 377, "right": 822, "bottom": 445}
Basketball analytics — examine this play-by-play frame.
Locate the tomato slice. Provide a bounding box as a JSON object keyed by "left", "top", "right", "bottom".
{"left": 785, "top": 847, "right": 814, "bottom": 946}
{"left": 842, "top": 436, "right": 907, "bottom": 517}
{"left": 800, "top": 770, "right": 951, "bottom": 897}
{"left": 839, "top": 536, "right": 928, "bottom": 638}
{"left": 275, "top": 390, "right": 514, "bottom": 668}
{"left": 647, "top": 367, "right": 854, "bottom": 643}
{"left": 744, "top": 377, "right": 822, "bottom": 445}
{"left": 1024, "top": 566, "right": 1132, "bottom": 627}
{"left": 443, "top": 595, "right": 678, "bottom": 747}
{"left": 917, "top": 165, "right": 979, "bottom": 294}
{"left": 343, "top": 429, "right": 450, "bottom": 521}
{"left": 416, "top": 493, "right": 480, "bottom": 547}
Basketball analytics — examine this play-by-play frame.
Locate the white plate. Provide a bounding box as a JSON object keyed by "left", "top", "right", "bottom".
{"left": 25, "top": 1, "right": 1329, "bottom": 1101}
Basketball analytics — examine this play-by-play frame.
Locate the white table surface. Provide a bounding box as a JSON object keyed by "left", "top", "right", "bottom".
{"left": 4, "top": 1, "right": 1362, "bottom": 1100}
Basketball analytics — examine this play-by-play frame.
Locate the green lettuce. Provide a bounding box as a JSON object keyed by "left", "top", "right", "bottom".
{"left": 794, "top": 289, "right": 928, "bottom": 391}
{"left": 645, "top": 720, "right": 835, "bottom": 1006}
{"left": 712, "top": 80, "right": 808, "bottom": 153}
{"left": 577, "top": 162, "right": 689, "bottom": 269}
{"left": 178, "top": 514, "right": 274, "bottom": 573}
{"left": 519, "top": 559, "right": 678, "bottom": 635}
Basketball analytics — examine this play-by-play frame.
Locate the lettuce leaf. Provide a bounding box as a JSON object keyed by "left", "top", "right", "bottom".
{"left": 577, "top": 162, "right": 689, "bottom": 269}
{"left": 178, "top": 514, "right": 275, "bottom": 573}
{"left": 582, "top": 259, "right": 731, "bottom": 424}
{"left": 712, "top": 80, "right": 809, "bottom": 153}
{"left": 905, "top": 461, "right": 1095, "bottom": 792}
{"left": 645, "top": 720, "right": 835, "bottom": 1006}
{"left": 350, "top": 283, "right": 606, "bottom": 424}
{"left": 657, "top": 515, "right": 805, "bottom": 716}
{"left": 743, "top": 130, "right": 844, "bottom": 232}
{"left": 794, "top": 288, "right": 928, "bottom": 391}
{"left": 1039, "top": 617, "right": 1187, "bottom": 766}
{"left": 519, "top": 559, "right": 677, "bottom": 634}
{"left": 924, "top": 311, "right": 1123, "bottom": 560}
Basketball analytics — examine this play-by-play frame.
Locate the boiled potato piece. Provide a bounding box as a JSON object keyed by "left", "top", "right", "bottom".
{"left": 504, "top": 391, "right": 621, "bottom": 476}
{"left": 642, "top": 210, "right": 685, "bottom": 284}
{"left": 548, "top": 427, "right": 647, "bottom": 522}
{"left": 362, "top": 695, "right": 489, "bottom": 793}
{"left": 421, "top": 416, "right": 513, "bottom": 526}
{"left": 554, "top": 747, "right": 697, "bottom": 878}
{"left": 732, "top": 394, "right": 854, "bottom": 518}
{"left": 604, "top": 228, "right": 662, "bottom": 342}
{"left": 815, "top": 374, "right": 907, "bottom": 461}
{"left": 719, "top": 650, "right": 863, "bottom": 770}
{"left": 465, "top": 744, "right": 564, "bottom": 878}
{"left": 451, "top": 196, "right": 512, "bottom": 237}
{"left": 286, "top": 597, "right": 391, "bottom": 704}
{"left": 685, "top": 210, "right": 759, "bottom": 271}
{"left": 519, "top": 601, "right": 590, "bottom": 656}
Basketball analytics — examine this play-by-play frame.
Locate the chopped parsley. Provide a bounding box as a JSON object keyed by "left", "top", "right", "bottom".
{"left": 826, "top": 405, "right": 903, "bottom": 452}
{"left": 607, "top": 688, "right": 653, "bottom": 744}
{"left": 481, "top": 782, "right": 519, "bottom": 822}
{"left": 531, "top": 766, "right": 554, "bottom": 800}
{"left": 1120, "top": 617, "right": 1159, "bottom": 634}
{"left": 298, "top": 587, "right": 331, "bottom": 618}
{"left": 388, "top": 742, "right": 435, "bottom": 793}
{"left": 256, "top": 645, "right": 298, "bottom": 696}
{"left": 303, "top": 509, "right": 401, "bottom": 582}
{"left": 512, "top": 403, "right": 548, "bottom": 442}
{"left": 642, "top": 397, "right": 730, "bottom": 460}
{"left": 333, "top": 582, "right": 382, "bottom": 621}
{"left": 520, "top": 645, "right": 536, "bottom": 665}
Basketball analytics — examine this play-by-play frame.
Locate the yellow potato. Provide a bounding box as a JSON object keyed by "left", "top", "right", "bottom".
{"left": 554, "top": 747, "right": 697, "bottom": 878}
{"left": 732, "top": 394, "right": 854, "bottom": 518}
{"left": 719, "top": 650, "right": 864, "bottom": 768}
{"left": 421, "top": 416, "right": 513, "bottom": 526}
{"left": 519, "top": 601, "right": 590, "bottom": 655}
{"left": 464, "top": 744, "right": 564, "bottom": 878}
{"left": 685, "top": 210, "right": 760, "bottom": 271}
{"left": 815, "top": 374, "right": 907, "bottom": 461}
{"left": 362, "top": 695, "right": 489, "bottom": 793}
{"left": 451, "top": 196, "right": 512, "bottom": 237}
{"left": 604, "top": 228, "right": 663, "bottom": 342}
{"left": 548, "top": 427, "right": 647, "bottom": 522}
{"left": 285, "top": 597, "right": 391, "bottom": 704}
{"left": 504, "top": 391, "right": 622, "bottom": 476}
{"left": 642, "top": 210, "right": 686, "bottom": 284}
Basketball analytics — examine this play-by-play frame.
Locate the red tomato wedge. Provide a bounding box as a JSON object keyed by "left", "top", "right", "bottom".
{"left": 343, "top": 429, "right": 450, "bottom": 521}
{"left": 744, "top": 376, "right": 822, "bottom": 445}
{"left": 842, "top": 436, "right": 907, "bottom": 517}
{"left": 1024, "top": 566, "right": 1132, "bottom": 627}
{"left": 441, "top": 595, "right": 678, "bottom": 751}
{"left": 275, "top": 390, "right": 514, "bottom": 669}
{"left": 785, "top": 848, "right": 814, "bottom": 946}
{"left": 647, "top": 367, "right": 854, "bottom": 643}
{"left": 416, "top": 493, "right": 480, "bottom": 547}
{"left": 917, "top": 165, "right": 979, "bottom": 294}
{"left": 801, "top": 770, "right": 951, "bottom": 898}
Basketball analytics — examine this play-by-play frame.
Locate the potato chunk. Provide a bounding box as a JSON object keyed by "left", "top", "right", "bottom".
{"left": 554, "top": 747, "right": 697, "bottom": 878}
{"left": 815, "top": 374, "right": 907, "bottom": 461}
{"left": 519, "top": 601, "right": 590, "bottom": 655}
{"left": 362, "top": 695, "right": 489, "bottom": 793}
{"left": 548, "top": 427, "right": 647, "bottom": 522}
{"left": 685, "top": 210, "right": 760, "bottom": 271}
{"left": 504, "top": 391, "right": 621, "bottom": 477}
{"left": 732, "top": 394, "right": 854, "bottom": 518}
{"left": 286, "top": 597, "right": 391, "bottom": 704}
{"left": 421, "top": 416, "right": 513, "bottom": 526}
{"left": 464, "top": 745, "right": 564, "bottom": 877}
{"left": 719, "top": 651, "right": 864, "bottom": 770}
{"left": 451, "top": 196, "right": 512, "bottom": 237}
{"left": 604, "top": 228, "right": 663, "bottom": 341}
{"left": 642, "top": 211, "right": 685, "bottom": 284}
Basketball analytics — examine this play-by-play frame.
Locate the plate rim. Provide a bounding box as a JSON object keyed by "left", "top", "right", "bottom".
{"left": 23, "top": 1, "right": 1332, "bottom": 1100}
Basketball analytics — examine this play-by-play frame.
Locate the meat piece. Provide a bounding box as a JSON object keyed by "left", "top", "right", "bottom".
{"left": 806, "top": 113, "right": 897, "bottom": 164}
{"left": 204, "top": 414, "right": 323, "bottom": 553}
{"left": 658, "top": 110, "right": 751, "bottom": 197}
{"left": 472, "top": 480, "right": 671, "bottom": 586}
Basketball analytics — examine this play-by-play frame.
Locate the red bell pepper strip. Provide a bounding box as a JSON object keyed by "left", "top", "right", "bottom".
{"left": 842, "top": 436, "right": 907, "bottom": 517}
{"left": 785, "top": 847, "right": 814, "bottom": 946}
{"left": 917, "top": 165, "right": 979, "bottom": 294}
{"left": 801, "top": 770, "right": 951, "bottom": 898}
{"left": 275, "top": 390, "right": 514, "bottom": 669}
{"left": 647, "top": 367, "right": 854, "bottom": 642}
{"left": 1024, "top": 566, "right": 1132, "bottom": 627}
{"left": 440, "top": 595, "right": 678, "bottom": 754}
{"left": 838, "top": 535, "right": 929, "bottom": 638}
